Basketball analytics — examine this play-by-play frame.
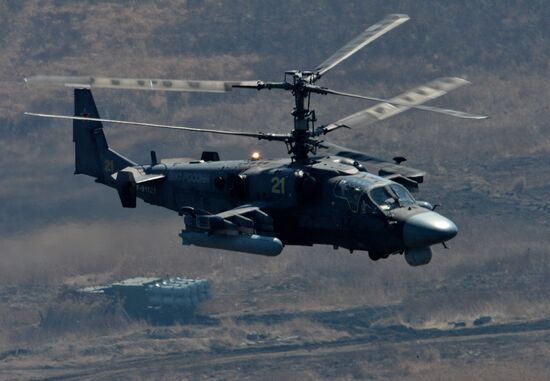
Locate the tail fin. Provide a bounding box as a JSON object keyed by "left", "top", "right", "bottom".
{"left": 73, "top": 89, "right": 135, "bottom": 182}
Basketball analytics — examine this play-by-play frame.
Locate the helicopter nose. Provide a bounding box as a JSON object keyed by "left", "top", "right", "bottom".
{"left": 403, "top": 211, "right": 458, "bottom": 248}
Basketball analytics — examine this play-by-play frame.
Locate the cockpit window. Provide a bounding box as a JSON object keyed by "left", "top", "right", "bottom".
{"left": 335, "top": 177, "right": 416, "bottom": 213}
{"left": 359, "top": 194, "right": 378, "bottom": 214}
{"left": 369, "top": 187, "right": 398, "bottom": 211}
{"left": 334, "top": 180, "right": 362, "bottom": 212}
{"left": 369, "top": 184, "right": 416, "bottom": 212}
{"left": 390, "top": 184, "right": 415, "bottom": 207}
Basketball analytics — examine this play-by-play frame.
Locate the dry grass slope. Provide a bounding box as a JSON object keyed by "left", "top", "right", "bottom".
{"left": 0, "top": 1, "right": 549, "bottom": 379}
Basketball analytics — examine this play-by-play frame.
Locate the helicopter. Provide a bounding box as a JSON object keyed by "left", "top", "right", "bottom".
{"left": 25, "top": 14, "right": 486, "bottom": 266}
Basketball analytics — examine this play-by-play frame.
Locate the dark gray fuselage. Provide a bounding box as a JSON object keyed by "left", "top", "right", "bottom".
{"left": 129, "top": 156, "right": 431, "bottom": 255}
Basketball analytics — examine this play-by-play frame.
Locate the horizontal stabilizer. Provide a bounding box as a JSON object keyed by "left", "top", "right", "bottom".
{"left": 112, "top": 167, "right": 165, "bottom": 185}
{"left": 113, "top": 167, "right": 164, "bottom": 208}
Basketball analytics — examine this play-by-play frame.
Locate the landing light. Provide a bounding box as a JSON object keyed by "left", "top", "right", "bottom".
{"left": 251, "top": 151, "right": 261, "bottom": 161}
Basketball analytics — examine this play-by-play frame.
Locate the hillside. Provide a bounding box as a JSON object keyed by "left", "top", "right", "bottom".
{"left": 0, "top": 2, "right": 549, "bottom": 379}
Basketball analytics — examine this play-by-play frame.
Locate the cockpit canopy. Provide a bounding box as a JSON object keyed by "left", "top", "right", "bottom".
{"left": 369, "top": 184, "right": 415, "bottom": 211}
{"left": 334, "top": 175, "right": 416, "bottom": 213}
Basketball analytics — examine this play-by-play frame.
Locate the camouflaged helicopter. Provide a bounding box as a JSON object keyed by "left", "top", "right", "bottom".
{"left": 26, "top": 14, "right": 487, "bottom": 266}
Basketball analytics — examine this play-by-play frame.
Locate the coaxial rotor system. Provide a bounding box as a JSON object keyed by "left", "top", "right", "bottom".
{"left": 25, "top": 14, "right": 487, "bottom": 162}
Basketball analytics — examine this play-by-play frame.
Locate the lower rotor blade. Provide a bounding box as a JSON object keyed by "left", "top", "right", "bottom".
{"left": 24, "top": 112, "right": 289, "bottom": 141}
{"left": 317, "top": 77, "right": 483, "bottom": 135}
{"left": 309, "top": 80, "right": 488, "bottom": 120}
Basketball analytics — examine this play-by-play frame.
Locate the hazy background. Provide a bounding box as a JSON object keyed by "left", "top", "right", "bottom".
{"left": 1, "top": 0, "right": 549, "bottom": 330}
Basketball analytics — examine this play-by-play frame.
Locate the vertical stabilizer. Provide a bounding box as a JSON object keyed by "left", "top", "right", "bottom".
{"left": 73, "top": 89, "right": 135, "bottom": 181}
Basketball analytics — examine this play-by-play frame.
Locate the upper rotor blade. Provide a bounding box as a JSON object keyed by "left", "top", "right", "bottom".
{"left": 318, "top": 77, "right": 480, "bottom": 135}
{"left": 310, "top": 82, "right": 488, "bottom": 120}
{"left": 313, "top": 14, "right": 409, "bottom": 79}
{"left": 24, "top": 112, "right": 289, "bottom": 141}
{"left": 25, "top": 75, "right": 263, "bottom": 93}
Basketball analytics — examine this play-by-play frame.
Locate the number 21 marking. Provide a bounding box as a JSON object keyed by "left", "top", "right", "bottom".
{"left": 271, "top": 177, "right": 286, "bottom": 194}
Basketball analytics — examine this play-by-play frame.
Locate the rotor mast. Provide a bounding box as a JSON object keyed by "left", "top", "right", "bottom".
{"left": 286, "top": 70, "right": 316, "bottom": 162}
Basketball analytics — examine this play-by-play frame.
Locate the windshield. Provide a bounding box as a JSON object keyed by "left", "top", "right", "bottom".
{"left": 369, "top": 187, "right": 399, "bottom": 211}
{"left": 335, "top": 177, "right": 417, "bottom": 213}
{"left": 369, "top": 184, "right": 416, "bottom": 211}
{"left": 390, "top": 184, "right": 415, "bottom": 207}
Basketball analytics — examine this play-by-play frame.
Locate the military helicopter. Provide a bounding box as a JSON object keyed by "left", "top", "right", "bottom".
{"left": 26, "top": 14, "right": 486, "bottom": 266}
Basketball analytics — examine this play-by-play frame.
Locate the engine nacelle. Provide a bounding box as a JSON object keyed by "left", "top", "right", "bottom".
{"left": 404, "top": 247, "right": 432, "bottom": 266}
